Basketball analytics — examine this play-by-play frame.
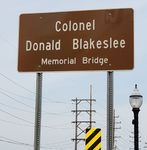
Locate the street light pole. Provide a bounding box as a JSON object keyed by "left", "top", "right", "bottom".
{"left": 129, "top": 84, "right": 143, "bottom": 150}
{"left": 132, "top": 108, "right": 140, "bottom": 150}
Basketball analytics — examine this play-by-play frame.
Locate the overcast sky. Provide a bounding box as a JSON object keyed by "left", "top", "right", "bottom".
{"left": 0, "top": 0, "right": 147, "bottom": 150}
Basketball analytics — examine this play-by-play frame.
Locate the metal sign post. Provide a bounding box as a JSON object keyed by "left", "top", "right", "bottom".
{"left": 107, "top": 71, "right": 114, "bottom": 150}
{"left": 34, "top": 73, "right": 43, "bottom": 150}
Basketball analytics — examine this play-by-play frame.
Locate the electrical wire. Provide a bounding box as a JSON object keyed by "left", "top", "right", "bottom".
{"left": 0, "top": 90, "right": 34, "bottom": 109}
{"left": 0, "top": 136, "right": 51, "bottom": 149}
{"left": 0, "top": 87, "right": 34, "bottom": 101}
{"left": 0, "top": 102, "right": 34, "bottom": 114}
{"left": 0, "top": 108, "right": 33, "bottom": 124}
{"left": 0, "top": 88, "right": 71, "bottom": 116}
{"left": 0, "top": 108, "right": 72, "bottom": 130}
{"left": 0, "top": 72, "right": 34, "bottom": 94}
{"left": 0, "top": 118, "right": 34, "bottom": 127}
{"left": 0, "top": 72, "right": 70, "bottom": 104}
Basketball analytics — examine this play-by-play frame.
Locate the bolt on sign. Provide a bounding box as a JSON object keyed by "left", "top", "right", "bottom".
{"left": 85, "top": 128, "right": 102, "bottom": 150}
{"left": 18, "top": 8, "right": 134, "bottom": 72}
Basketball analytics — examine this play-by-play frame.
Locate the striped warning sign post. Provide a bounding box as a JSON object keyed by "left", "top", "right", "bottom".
{"left": 85, "top": 128, "right": 102, "bottom": 150}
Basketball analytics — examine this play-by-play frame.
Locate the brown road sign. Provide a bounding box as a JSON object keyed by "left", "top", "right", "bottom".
{"left": 18, "top": 8, "right": 134, "bottom": 72}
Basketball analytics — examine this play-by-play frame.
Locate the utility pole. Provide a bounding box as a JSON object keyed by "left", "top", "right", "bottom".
{"left": 129, "top": 133, "right": 134, "bottom": 150}
{"left": 113, "top": 110, "right": 121, "bottom": 150}
{"left": 90, "top": 84, "right": 92, "bottom": 128}
{"left": 72, "top": 86, "right": 96, "bottom": 150}
{"left": 144, "top": 142, "right": 147, "bottom": 148}
{"left": 114, "top": 145, "right": 117, "bottom": 150}
{"left": 129, "top": 132, "right": 142, "bottom": 150}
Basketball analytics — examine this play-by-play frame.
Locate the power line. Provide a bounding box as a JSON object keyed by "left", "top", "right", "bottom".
{"left": 0, "top": 136, "right": 51, "bottom": 149}
{"left": 0, "top": 138, "right": 73, "bottom": 150}
{"left": 0, "top": 108, "right": 33, "bottom": 124}
{"left": 0, "top": 100, "right": 70, "bottom": 116}
{"left": 0, "top": 109, "right": 72, "bottom": 130}
{"left": 0, "top": 72, "right": 70, "bottom": 104}
{"left": 0, "top": 102, "right": 34, "bottom": 114}
{"left": 0, "top": 116, "right": 72, "bottom": 130}
{"left": 0, "top": 72, "right": 34, "bottom": 94}
{"left": 0, "top": 89, "right": 70, "bottom": 116}
{"left": 0, "top": 90, "right": 34, "bottom": 109}
{"left": 0, "top": 118, "right": 34, "bottom": 127}
{"left": 0, "top": 87, "right": 35, "bottom": 101}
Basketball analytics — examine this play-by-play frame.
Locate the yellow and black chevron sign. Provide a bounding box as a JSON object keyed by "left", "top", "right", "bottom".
{"left": 85, "top": 128, "right": 102, "bottom": 150}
